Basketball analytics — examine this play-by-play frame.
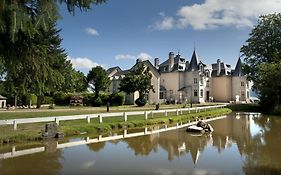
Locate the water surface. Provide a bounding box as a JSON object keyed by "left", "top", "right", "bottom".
{"left": 0, "top": 113, "right": 280, "bottom": 175}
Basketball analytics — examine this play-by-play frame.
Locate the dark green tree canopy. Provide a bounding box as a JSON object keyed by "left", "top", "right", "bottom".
{"left": 86, "top": 66, "right": 110, "bottom": 98}
{"left": 119, "top": 63, "right": 154, "bottom": 100}
{"left": 241, "top": 13, "right": 281, "bottom": 113}
{"left": 0, "top": 0, "right": 106, "bottom": 42}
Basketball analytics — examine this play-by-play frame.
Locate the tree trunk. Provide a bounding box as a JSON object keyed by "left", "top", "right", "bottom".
{"left": 14, "top": 95, "right": 17, "bottom": 108}
{"left": 37, "top": 96, "right": 41, "bottom": 109}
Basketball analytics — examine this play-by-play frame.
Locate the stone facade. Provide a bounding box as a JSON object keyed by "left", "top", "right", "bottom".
{"left": 107, "top": 50, "right": 250, "bottom": 104}
{"left": 158, "top": 50, "right": 250, "bottom": 103}
{"left": 107, "top": 59, "right": 160, "bottom": 105}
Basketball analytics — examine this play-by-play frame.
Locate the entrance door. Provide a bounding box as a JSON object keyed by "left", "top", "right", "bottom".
{"left": 206, "top": 91, "right": 210, "bottom": 101}
{"left": 1, "top": 101, "right": 4, "bottom": 108}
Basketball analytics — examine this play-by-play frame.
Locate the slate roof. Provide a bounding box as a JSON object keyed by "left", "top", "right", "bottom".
{"left": 232, "top": 57, "right": 244, "bottom": 76}
{"left": 187, "top": 50, "right": 199, "bottom": 71}
{"left": 107, "top": 66, "right": 122, "bottom": 74}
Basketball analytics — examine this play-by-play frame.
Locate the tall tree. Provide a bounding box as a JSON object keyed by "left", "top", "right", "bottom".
{"left": 0, "top": 0, "right": 106, "bottom": 42}
{"left": 86, "top": 66, "right": 110, "bottom": 98}
{"left": 241, "top": 13, "right": 281, "bottom": 113}
{"left": 119, "top": 63, "right": 154, "bottom": 106}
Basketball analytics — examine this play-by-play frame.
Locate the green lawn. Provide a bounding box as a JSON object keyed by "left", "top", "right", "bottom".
{"left": 0, "top": 103, "right": 224, "bottom": 120}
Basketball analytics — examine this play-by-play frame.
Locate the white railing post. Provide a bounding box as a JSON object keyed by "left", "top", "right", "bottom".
{"left": 176, "top": 109, "right": 179, "bottom": 116}
{"left": 144, "top": 128, "right": 148, "bottom": 134}
{"left": 180, "top": 109, "right": 183, "bottom": 115}
{"left": 99, "top": 115, "right": 103, "bottom": 123}
{"left": 86, "top": 116, "right": 90, "bottom": 123}
{"left": 123, "top": 112, "right": 127, "bottom": 122}
{"left": 13, "top": 120, "right": 17, "bottom": 130}
{"left": 123, "top": 129, "right": 127, "bottom": 137}
{"left": 165, "top": 110, "right": 168, "bottom": 117}
{"left": 189, "top": 108, "right": 191, "bottom": 114}
{"left": 145, "top": 111, "right": 148, "bottom": 120}
{"left": 55, "top": 118, "right": 59, "bottom": 125}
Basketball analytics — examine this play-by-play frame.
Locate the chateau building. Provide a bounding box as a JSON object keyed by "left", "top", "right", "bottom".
{"left": 107, "top": 50, "right": 250, "bottom": 104}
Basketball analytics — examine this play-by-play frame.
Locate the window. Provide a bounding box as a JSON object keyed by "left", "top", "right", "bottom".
{"left": 194, "top": 89, "right": 198, "bottom": 97}
{"left": 200, "top": 89, "right": 203, "bottom": 97}
{"left": 194, "top": 78, "right": 198, "bottom": 84}
{"left": 160, "top": 90, "right": 166, "bottom": 99}
{"left": 241, "top": 82, "right": 245, "bottom": 87}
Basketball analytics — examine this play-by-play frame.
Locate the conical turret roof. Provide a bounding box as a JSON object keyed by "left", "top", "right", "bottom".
{"left": 232, "top": 57, "right": 244, "bottom": 76}
{"left": 187, "top": 50, "right": 199, "bottom": 71}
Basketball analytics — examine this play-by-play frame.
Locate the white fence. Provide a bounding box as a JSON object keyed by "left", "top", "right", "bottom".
{"left": 0, "top": 105, "right": 227, "bottom": 130}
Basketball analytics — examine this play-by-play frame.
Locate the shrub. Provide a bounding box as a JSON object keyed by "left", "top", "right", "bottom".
{"left": 100, "top": 93, "right": 110, "bottom": 105}
{"left": 43, "top": 96, "right": 54, "bottom": 104}
{"left": 135, "top": 97, "right": 147, "bottom": 106}
{"left": 92, "top": 97, "right": 103, "bottom": 107}
{"left": 110, "top": 93, "right": 125, "bottom": 106}
{"left": 83, "top": 93, "right": 94, "bottom": 106}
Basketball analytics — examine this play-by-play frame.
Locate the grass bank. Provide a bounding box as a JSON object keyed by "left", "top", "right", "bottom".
{"left": 0, "top": 108, "right": 232, "bottom": 144}
{"left": 227, "top": 104, "right": 261, "bottom": 112}
{"left": 0, "top": 103, "right": 224, "bottom": 120}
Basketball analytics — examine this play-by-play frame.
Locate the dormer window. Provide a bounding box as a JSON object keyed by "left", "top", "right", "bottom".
{"left": 200, "top": 64, "right": 204, "bottom": 72}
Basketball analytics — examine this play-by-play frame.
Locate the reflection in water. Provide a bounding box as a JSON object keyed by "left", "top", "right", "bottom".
{"left": 0, "top": 113, "right": 281, "bottom": 175}
{"left": 0, "top": 142, "right": 62, "bottom": 175}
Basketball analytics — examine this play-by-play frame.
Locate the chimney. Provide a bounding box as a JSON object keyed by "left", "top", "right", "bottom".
{"left": 136, "top": 58, "right": 142, "bottom": 64}
{"left": 217, "top": 59, "right": 221, "bottom": 76}
{"left": 168, "top": 52, "right": 174, "bottom": 71}
{"left": 154, "top": 58, "right": 159, "bottom": 69}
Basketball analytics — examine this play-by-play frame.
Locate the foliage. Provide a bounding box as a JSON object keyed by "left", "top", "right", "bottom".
{"left": 135, "top": 97, "right": 147, "bottom": 107}
{"left": 110, "top": 93, "right": 125, "bottom": 106}
{"left": 0, "top": 0, "right": 106, "bottom": 42}
{"left": 241, "top": 13, "right": 281, "bottom": 114}
{"left": 92, "top": 97, "right": 103, "bottom": 107}
{"left": 119, "top": 63, "right": 154, "bottom": 106}
{"left": 53, "top": 91, "right": 73, "bottom": 105}
{"left": 86, "top": 66, "right": 110, "bottom": 98}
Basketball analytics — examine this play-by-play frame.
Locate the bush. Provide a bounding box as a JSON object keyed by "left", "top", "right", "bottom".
{"left": 43, "top": 96, "right": 54, "bottom": 104}
{"left": 135, "top": 97, "right": 147, "bottom": 106}
{"left": 100, "top": 93, "right": 110, "bottom": 106}
{"left": 83, "top": 93, "right": 94, "bottom": 106}
{"left": 92, "top": 97, "right": 103, "bottom": 107}
{"left": 110, "top": 93, "right": 125, "bottom": 106}
{"left": 53, "top": 91, "right": 69, "bottom": 105}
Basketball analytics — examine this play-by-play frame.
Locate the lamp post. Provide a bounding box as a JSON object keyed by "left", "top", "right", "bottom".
{"left": 107, "top": 89, "right": 110, "bottom": 112}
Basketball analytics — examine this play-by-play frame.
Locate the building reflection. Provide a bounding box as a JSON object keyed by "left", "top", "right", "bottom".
{"left": 123, "top": 113, "right": 253, "bottom": 165}
{"left": 1, "top": 113, "right": 281, "bottom": 175}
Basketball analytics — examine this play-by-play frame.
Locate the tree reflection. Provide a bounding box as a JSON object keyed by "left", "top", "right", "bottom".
{"left": 87, "top": 142, "right": 106, "bottom": 152}
{"left": 242, "top": 115, "right": 281, "bottom": 174}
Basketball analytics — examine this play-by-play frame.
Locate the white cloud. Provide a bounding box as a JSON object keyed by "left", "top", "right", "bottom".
{"left": 153, "top": 0, "right": 281, "bottom": 30}
{"left": 115, "top": 54, "right": 136, "bottom": 60}
{"left": 85, "top": 27, "right": 99, "bottom": 36}
{"left": 137, "top": 52, "right": 152, "bottom": 60}
{"left": 115, "top": 52, "right": 152, "bottom": 61}
{"left": 67, "top": 56, "right": 100, "bottom": 69}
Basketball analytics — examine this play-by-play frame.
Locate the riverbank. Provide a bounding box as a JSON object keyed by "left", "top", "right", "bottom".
{"left": 0, "top": 103, "right": 225, "bottom": 120}
{"left": 0, "top": 108, "right": 231, "bottom": 144}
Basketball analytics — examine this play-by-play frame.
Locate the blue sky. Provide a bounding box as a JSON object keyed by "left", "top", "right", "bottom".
{"left": 57, "top": 0, "right": 281, "bottom": 73}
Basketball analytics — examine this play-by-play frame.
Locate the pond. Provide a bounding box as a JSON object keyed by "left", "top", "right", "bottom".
{"left": 0, "top": 112, "right": 281, "bottom": 175}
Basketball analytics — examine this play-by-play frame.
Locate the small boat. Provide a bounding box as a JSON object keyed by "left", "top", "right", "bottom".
{"left": 186, "top": 121, "right": 214, "bottom": 133}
